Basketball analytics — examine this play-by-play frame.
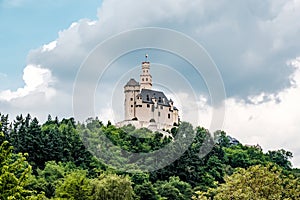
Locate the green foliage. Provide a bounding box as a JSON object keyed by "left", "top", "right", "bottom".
{"left": 194, "top": 164, "right": 300, "bottom": 200}
{"left": 8, "top": 114, "right": 101, "bottom": 173}
{"left": 150, "top": 126, "right": 223, "bottom": 189}
{"left": 78, "top": 119, "right": 174, "bottom": 171}
{"left": 267, "top": 149, "right": 293, "bottom": 170}
{"left": 1, "top": 113, "right": 299, "bottom": 199}
{"left": 90, "top": 173, "right": 134, "bottom": 200}
{"left": 27, "top": 161, "right": 76, "bottom": 198}
{"left": 54, "top": 170, "right": 134, "bottom": 200}
{"left": 0, "top": 132, "right": 43, "bottom": 199}
{"left": 131, "top": 171, "right": 150, "bottom": 185}
{"left": 223, "top": 144, "right": 269, "bottom": 170}
{"left": 134, "top": 181, "right": 159, "bottom": 200}
{"left": 54, "top": 170, "right": 91, "bottom": 200}
{"left": 155, "top": 176, "right": 192, "bottom": 200}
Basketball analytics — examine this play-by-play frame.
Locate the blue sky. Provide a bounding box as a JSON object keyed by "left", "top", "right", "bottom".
{"left": 1, "top": 0, "right": 300, "bottom": 167}
{"left": 0, "top": 0, "right": 101, "bottom": 90}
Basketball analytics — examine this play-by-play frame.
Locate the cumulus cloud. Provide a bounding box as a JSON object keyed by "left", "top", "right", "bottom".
{"left": 24, "top": 0, "right": 300, "bottom": 99}
{"left": 221, "top": 57, "right": 300, "bottom": 167}
{"left": 42, "top": 41, "right": 57, "bottom": 52}
{"left": 0, "top": 64, "right": 55, "bottom": 101}
{"left": 0, "top": 64, "right": 66, "bottom": 121}
{"left": 151, "top": 57, "right": 300, "bottom": 167}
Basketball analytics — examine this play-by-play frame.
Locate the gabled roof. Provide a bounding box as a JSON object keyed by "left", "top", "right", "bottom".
{"left": 140, "top": 89, "right": 170, "bottom": 106}
{"left": 125, "top": 78, "right": 139, "bottom": 86}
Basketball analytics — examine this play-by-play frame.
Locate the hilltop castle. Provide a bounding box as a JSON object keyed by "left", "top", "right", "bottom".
{"left": 116, "top": 56, "right": 179, "bottom": 130}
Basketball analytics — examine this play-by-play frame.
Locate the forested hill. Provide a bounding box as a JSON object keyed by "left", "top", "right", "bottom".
{"left": 1, "top": 113, "right": 299, "bottom": 199}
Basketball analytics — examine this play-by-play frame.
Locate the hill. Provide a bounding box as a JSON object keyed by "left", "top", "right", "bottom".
{"left": 0, "top": 113, "right": 299, "bottom": 199}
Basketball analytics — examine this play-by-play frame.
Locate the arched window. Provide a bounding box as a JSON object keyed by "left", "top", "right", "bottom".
{"left": 146, "top": 78, "right": 148, "bottom": 81}
{"left": 142, "top": 78, "right": 144, "bottom": 81}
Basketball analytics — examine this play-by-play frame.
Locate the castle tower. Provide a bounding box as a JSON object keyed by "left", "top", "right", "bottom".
{"left": 140, "top": 55, "right": 152, "bottom": 90}
{"left": 124, "top": 78, "right": 140, "bottom": 120}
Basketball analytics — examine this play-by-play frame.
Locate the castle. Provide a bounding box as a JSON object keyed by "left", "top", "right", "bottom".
{"left": 116, "top": 57, "right": 179, "bottom": 130}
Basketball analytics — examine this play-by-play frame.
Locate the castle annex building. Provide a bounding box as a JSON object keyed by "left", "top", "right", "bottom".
{"left": 116, "top": 58, "right": 179, "bottom": 130}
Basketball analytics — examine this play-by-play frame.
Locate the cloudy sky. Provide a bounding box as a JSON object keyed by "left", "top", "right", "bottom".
{"left": 1, "top": 0, "right": 300, "bottom": 167}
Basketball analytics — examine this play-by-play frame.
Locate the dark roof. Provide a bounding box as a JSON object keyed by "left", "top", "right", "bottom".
{"left": 125, "top": 78, "right": 139, "bottom": 86}
{"left": 140, "top": 89, "right": 170, "bottom": 106}
{"left": 227, "top": 136, "right": 240, "bottom": 146}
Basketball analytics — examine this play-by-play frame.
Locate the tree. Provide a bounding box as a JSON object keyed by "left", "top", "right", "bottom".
{"left": 0, "top": 113, "right": 10, "bottom": 140}
{"left": 267, "top": 149, "right": 293, "bottom": 170}
{"left": 90, "top": 173, "right": 134, "bottom": 200}
{"left": 54, "top": 170, "right": 91, "bottom": 200}
{"left": 7, "top": 115, "right": 100, "bottom": 172}
{"left": 0, "top": 132, "right": 44, "bottom": 199}
{"left": 194, "top": 164, "right": 300, "bottom": 200}
{"left": 134, "top": 181, "right": 159, "bottom": 200}
{"left": 27, "top": 161, "right": 76, "bottom": 198}
{"left": 155, "top": 176, "right": 192, "bottom": 200}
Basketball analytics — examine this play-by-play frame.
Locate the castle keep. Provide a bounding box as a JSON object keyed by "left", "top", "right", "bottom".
{"left": 117, "top": 57, "right": 179, "bottom": 130}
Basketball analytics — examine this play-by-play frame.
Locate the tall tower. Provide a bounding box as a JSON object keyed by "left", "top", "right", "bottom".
{"left": 124, "top": 78, "right": 140, "bottom": 120}
{"left": 140, "top": 55, "right": 152, "bottom": 90}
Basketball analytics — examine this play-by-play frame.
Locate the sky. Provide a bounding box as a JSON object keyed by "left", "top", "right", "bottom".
{"left": 1, "top": 0, "right": 300, "bottom": 167}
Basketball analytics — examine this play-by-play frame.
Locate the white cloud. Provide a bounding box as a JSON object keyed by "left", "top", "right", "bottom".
{"left": 42, "top": 41, "right": 57, "bottom": 52}
{"left": 24, "top": 0, "right": 300, "bottom": 99}
{"left": 0, "top": 64, "right": 55, "bottom": 101}
{"left": 164, "top": 57, "right": 300, "bottom": 168}
{"left": 222, "top": 57, "right": 300, "bottom": 167}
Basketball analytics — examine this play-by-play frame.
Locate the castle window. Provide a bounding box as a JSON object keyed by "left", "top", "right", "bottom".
{"left": 131, "top": 105, "right": 133, "bottom": 107}
{"left": 146, "top": 95, "right": 150, "bottom": 101}
{"left": 168, "top": 114, "right": 170, "bottom": 119}
{"left": 158, "top": 97, "right": 162, "bottom": 103}
{"left": 147, "top": 104, "right": 150, "bottom": 108}
{"left": 130, "top": 98, "right": 133, "bottom": 101}
{"left": 146, "top": 78, "right": 148, "bottom": 81}
{"left": 158, "top": 112, "right": 160, "bottom": 117}
{"left": 142, "top": 78, "right": 144, "bottom": 81}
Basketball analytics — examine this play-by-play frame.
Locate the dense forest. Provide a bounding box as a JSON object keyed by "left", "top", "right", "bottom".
{"left": 0, "top": 113, "right": 299, "bottom": 199}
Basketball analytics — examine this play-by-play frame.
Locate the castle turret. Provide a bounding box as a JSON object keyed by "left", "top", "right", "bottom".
{"left": 140, "top": 55, "right": 152, "bottom": 90}
{"left": 124, "top": 78, "right": 140, "bottom": 120}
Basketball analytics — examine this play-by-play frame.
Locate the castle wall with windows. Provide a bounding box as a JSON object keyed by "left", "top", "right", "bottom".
{"left": 116, "top": 59, "right": 179, "bottom": 130}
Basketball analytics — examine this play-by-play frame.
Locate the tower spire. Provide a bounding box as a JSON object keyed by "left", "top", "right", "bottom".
{"left": 140, "top": 55, "right": 152, "bottom": 90}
